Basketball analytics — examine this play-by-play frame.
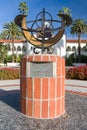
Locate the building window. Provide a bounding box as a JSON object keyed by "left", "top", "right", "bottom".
{"left": 82, "top": 46, "right": 87, "bottom": 52}
{"left": 22, "top": 46, "right": 26, "bottom": 51}
{"left": 17, "top": 46, "right": 21, "bottom": 51}
{"left": 72, "top": 46, "right": 76, "bottom": 51}
{"left": 66, "top": 46, "right": 71, "bottom": 51}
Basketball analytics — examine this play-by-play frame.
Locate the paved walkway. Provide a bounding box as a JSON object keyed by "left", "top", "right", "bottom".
{"left": 0, "top": 80, "right": 20, "bottom": 96}
{"left": 65, "top": 79, "right": 87, "bottom": 96}
{"left": 0, "top": 79, "right": 87, "bottom": 96}
{"left": 65, "top": 79, "right": 87, "bottom": 87}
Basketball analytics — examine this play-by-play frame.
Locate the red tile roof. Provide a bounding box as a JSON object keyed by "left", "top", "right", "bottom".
{"left": 0, "top": 39, "right": 87, "bottom": 44}
{"left": 0, "top": 39, "right": 26, "bottom": 43}
{"left": 66, "top": 39, "right": 87, "bottom": 43}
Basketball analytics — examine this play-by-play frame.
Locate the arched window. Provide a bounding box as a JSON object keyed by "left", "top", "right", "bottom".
{"left": 82, "top": 46, "right": 87, "bottom": 52}
{"left": 66, "top": 46, "right": 71, "bottom": 51}
{"left": 17, "top": 46, "right": 21, "bottom": 51}
{"left": 22, "top": 46, "right": 26, "bottom": 51}
{"left": 72, "top": 46, "right": 76, "bottom": 51}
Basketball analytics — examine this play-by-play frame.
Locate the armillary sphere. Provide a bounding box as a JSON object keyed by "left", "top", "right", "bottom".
{"left": 14, "top": 8, "right": 72, "bottom": 53}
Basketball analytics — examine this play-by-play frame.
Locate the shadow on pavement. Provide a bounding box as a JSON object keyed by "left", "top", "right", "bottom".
{"left": 0, "top": 90, "right": 20, "bottom": 111}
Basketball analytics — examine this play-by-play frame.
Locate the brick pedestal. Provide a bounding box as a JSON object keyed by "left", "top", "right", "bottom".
{"left": 20, "top": 55, "right": 65, "bottom": 119}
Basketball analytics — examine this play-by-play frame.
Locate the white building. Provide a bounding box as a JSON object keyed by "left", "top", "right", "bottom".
{"left": 66, "top": 39, "right": 87, "bottom": 57}
{"left": 0, "top": 37, "right": 87, "bottom": 58}
{"left": 26, "top": 34, "right": 66, "bottom": 57}
{"left": 55, "top": 34, "right": 66, "bottom": 57}
{"left": 0, "top": 39, "right": 27, "bottom": 56}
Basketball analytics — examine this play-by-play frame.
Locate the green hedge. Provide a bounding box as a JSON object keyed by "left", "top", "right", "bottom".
{"left": 66, "top": 54, "right": 87, "bottom": 66}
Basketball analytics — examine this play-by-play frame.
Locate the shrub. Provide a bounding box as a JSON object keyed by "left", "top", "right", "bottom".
{"left": 66, "top": 54, "right": 87, "bottom": 66}
{"left": 0, "top": 67, "right": 20, "bottom": 80}
{"left": 66, "top": 53, "right": 74, "bottom": 66}
{"left": 7, "top": 54, "right": 24, "bottom": 63}
{"left": 80, "top": 55, "right": 87, "bottom": 63}
{"left": 66, "top": 65, "right": 87, "bottom": 80}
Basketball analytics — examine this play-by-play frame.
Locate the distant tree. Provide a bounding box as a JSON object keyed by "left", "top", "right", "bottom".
{"left": 18, "top": 1, "right": 28, "bottom": 15}
{"left": 59, "top": 7, "right": 72, "bottom": 16}
{"left": 70, "top": 19, "right": 87, "bottom": 63}
{"left": 0, "top": 44, "right": 8, "bottom": 63}
{"left": 0, "top": 22, "right": 23, "bottom": 62}
{"left": 0, "top": 30, "right": 8, "bottom": 39}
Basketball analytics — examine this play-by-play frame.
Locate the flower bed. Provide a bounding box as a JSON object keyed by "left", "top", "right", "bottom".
{"left": 66, "top": 65, "right": 87, "bottom": 80}
{"left": 0, "top": 67, "right": 20, "bottom": 80}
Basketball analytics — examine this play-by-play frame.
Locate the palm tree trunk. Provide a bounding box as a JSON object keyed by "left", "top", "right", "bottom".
{"left": 78, "top": 34, "right": 81, "bottom": 63}
{"left": 12, "top": 38, "right": 14, "bottom": 63}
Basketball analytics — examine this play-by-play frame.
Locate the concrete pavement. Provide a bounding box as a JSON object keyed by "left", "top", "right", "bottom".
{"left": 65, "top": 79, "right": 87, "bottom": 94}
{"left": 0, "top": 80, "right": 20, "bottom": 92}
{"left": 65, "top": 79, "right": 87, "bottom": 87}
{"left": 0, "top": 79, "right": 87, "bottom": 95}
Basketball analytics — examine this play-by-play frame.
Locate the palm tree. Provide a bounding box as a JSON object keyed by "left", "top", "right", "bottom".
{"left": 70, "top": 19, "right": 87, "bottom": 63}
{"left": 0, "top": 30, "right": 8, "bottom": 39}
{"left": 63, "top": 7, "right": 72, "bottom": 16}
{"left": 18, "top": 1, "right": 28, "bottom": 15}
{"left": 59, "top": 7, "right": 72, "bottom": 16}
{"left": 1, "top": 22, "right": 23, "bottom": 62}
{"left": 0, "top": 44, "right": 8, "bottom": 63}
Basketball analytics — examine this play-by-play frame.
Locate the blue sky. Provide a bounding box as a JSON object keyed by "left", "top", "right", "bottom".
{"left": 0, "top": 0, "right": 87, "bottom": 39}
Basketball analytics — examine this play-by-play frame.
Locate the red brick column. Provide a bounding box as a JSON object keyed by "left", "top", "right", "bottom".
{"left": 20, "top": 55, "right": 65, "bottom": 119}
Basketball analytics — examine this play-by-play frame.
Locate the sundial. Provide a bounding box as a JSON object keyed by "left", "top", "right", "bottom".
{"left": 16, "top": 8, "right": 72, "bottom": 119}
{"left": 14, "top": 8, "right": 72, "bottom": 54}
